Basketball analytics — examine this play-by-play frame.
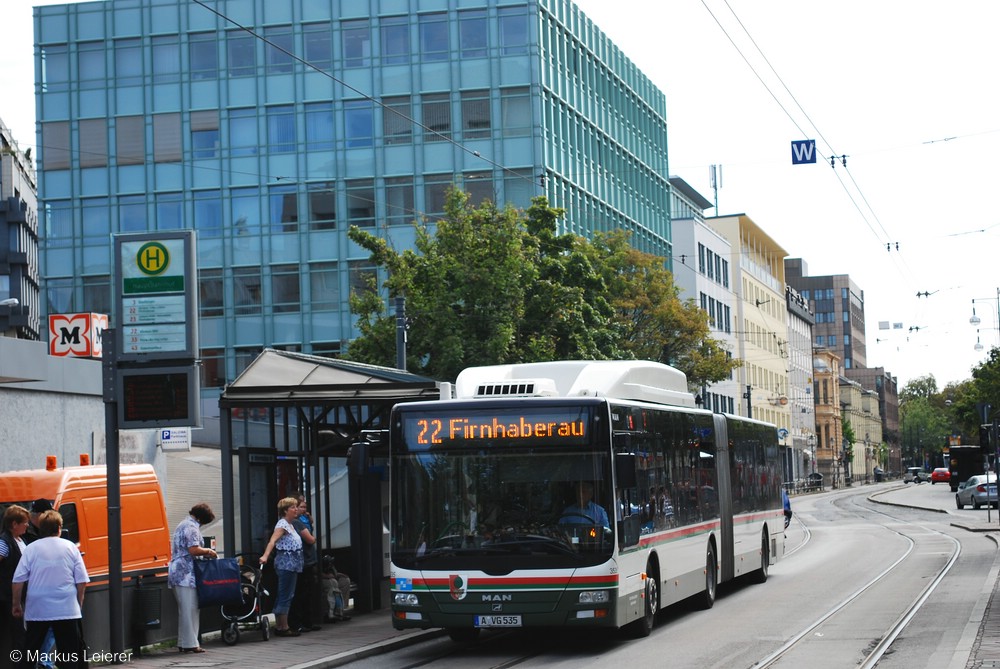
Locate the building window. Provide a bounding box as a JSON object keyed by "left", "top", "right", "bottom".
{"left": 309, "top": 262, "right": 339, "bottom": 311}
{"left": 499, "top": 6, "right": 529, "bottom": 56}
{"left": 44, "top": 200, "right": 73, "bottom": 246}
{"left": 307, "top": 182, "right": 336, "bottom": 230}
{"left": 382, "top": 96, "right": 412, "bottom": 145}
{"left": 78, "top": 41, "right": 106, "bottom": 89}
{"left": 191, "top": 110, "right": 220, "bottom": 159}
{"left": 344, "top": 100, "right": 373, "bottom": 148}
{"left": 156, "top": 192, "right": 183, "bottom": 230}
{"left": 305, "top": 102, "right": 334, "bottom": 151}
{"left": 500, "top": 87, "right": 530, "bottom": 137}
{"left": 227, "top": 30, "right": 256, "bottom": 77}
{"left": 82, "top": 276, "right": 111, "bottom": 315}
{"left": 233, "top": 267, "right": 262, "bottom": 315}
{"left": 342, "top": 19, "right": 371, "bottom": 68}
{"left": 114, "top": 38, "right": 142, "bottom": 87}
{"left": 348, "top": 261, "right": 376, "bottom": 298}
{"left": 267, "top": 105, "right": 296, "bottom": 153}
{"left": 229, "top": 108, "right": 258, "bottom": 157}
{"left": 459, "top": 9, "right": 487, "bottom": 58}
{"left": 268, "top": 184, "right": 298, "bottom": 233}
{"left": 271, "top": 264, "right": 301, "bottom": 313}
{"left": 503, "top": 169, "right": 534, "bottom": 208}
{"left": 423, "top": 173, "right": 451, "bottom": 216}
{"left": 43, "top": 121, "right": 71, "bottom": 170}
{"left": 381, "top": 16, "right": 409, "bottom": 65}
{"left": 41, "top": 44, "right": 69, "bottom": 92}
{"left": 153, "top": 113, "right": 181, "bottom": 163}
{"left": 200, "top": 269, "right": 224, "bottom": 317}
{"left": 116, "top": 116, "right": 145, "bottom": 166}
{"left": 152, "top": 35, "right": 180, "bottom": 83}
{"left": 189, "top": 32, "right": 218, "bottom": 80}
{"left": 82, "top": 198, "right": 110, "bottom": 242}
{"left": 234, "top": 347, "right": 260, "bottom": 378}
{"left": 461, "top": 90, "right": 491, "bottom": 139}
{"left": 193, "top": 190, "right": 222, "bottom": 238}
{"left": 231, "top": 187, "right": 261, "bottom": 236}
{"left": 419, "top": 13, "right": 448, "bottom": 61}
{"left": 422, "top": 93, "right": 450, "bottom": 141}
{"left": 721, "top": 259, "right": 729, "bottom": 288}
{"left": 200, "top": 348, "right": 225, "bottom": 387}
{"left": 385, "top": 177, "right": 414, "bottom": 226}
{"left": 463, "top": 172, "right": 493, "bottom": 205}
{"left": 303, "top": 22, "right": 332, "bottom": 70}
{"left": 46, "top": 278, "right": 74, "bottom": 314}
{"left": 79, "top": 119, "right": 108, "bottom": 168}
{"left": 265, "top": 25, "right": 294, "bottom": 74}
{"left": 346, "top": 179, "right": 375, "bottom": 228}
{"left": 119, "top": 195, "right": 146, "bottom": 233}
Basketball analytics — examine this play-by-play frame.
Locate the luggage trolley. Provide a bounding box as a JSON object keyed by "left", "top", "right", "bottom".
{"left": 220, "top": 554, "right": 270, "bottom": 644}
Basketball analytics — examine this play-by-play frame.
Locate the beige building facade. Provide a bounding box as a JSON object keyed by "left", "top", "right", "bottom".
{"left": 707, "top": 215, "right": 791, "bottom": 432}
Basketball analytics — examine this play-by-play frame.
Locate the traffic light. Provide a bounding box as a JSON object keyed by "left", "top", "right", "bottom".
{"left": 980, "top": 424, "right": 993, "bottom": 455}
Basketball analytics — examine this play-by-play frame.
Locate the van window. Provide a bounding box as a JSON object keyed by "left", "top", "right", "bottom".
{"left": 58, "top": 502, "right": 81, "bottom": 543}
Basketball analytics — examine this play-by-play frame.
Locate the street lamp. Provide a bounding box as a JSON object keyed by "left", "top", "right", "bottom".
{"left": 969, "top": 288, "right": 1000, "bottom": 348}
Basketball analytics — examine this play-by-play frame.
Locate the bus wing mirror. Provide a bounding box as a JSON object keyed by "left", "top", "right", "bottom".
{"left": 615, "top": 453, "right": 637, "bottom": 488}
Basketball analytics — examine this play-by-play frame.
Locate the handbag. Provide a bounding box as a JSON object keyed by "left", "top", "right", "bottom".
{"left": 193, "top": 557, "right": 244, "bottom": 608}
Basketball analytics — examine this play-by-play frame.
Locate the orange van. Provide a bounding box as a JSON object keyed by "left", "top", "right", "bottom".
{"left": 0, "top": 463, "right": 171, "bottom": 576}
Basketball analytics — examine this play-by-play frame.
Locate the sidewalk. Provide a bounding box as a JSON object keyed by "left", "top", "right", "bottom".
{"left": 127, "top": 608, "right": 444, "bottom": 669}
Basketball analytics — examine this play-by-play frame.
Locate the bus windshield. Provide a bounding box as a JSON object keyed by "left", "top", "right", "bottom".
{"left": 391, "top": 404, "right": 614, "bottom": 572}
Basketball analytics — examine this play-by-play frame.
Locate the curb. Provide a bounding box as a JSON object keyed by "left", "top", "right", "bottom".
{"left": 287, "top": 629, "right": 447, "bottom": 669}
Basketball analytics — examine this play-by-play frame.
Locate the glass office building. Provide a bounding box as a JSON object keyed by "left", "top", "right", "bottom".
{"left": 34, "top": 0, "right": 671, "bottom": 401}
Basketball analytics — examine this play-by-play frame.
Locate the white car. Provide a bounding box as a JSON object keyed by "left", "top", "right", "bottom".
{"left": 955, "top": 475, "right": 1000, "bottom": 509}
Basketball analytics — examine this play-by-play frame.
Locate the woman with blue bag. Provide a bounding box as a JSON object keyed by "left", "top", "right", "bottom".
{"left": 168, "top": 503, "right": 218, "bottom": 654}
{"left": 259, "top": 497, "right": 303, "bottom": 637}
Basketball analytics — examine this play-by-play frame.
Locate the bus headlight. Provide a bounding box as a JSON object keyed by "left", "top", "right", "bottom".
{"left": 578, "top": 590, "right": 609, "bottom": 604}
{"left": 394, "top": 593, "right": 420, "bottom": 606}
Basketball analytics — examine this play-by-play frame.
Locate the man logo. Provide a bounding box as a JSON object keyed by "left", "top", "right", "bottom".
{"left": 449, "top": 574, "right": 467, "bottom": 601}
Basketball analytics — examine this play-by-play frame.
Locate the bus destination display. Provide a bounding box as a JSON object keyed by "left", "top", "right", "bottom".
{"left": 402, "top": 408, "right": 591, "bottom": 447}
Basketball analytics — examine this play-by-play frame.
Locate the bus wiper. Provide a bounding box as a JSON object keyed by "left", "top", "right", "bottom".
{"left": 487, "top": 534, "right": 578, "bottom": 556}
{"left": 411, "top": 545, "right": 509, "bottom": 563}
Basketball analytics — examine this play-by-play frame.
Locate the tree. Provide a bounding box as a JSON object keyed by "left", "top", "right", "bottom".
{"left": 345, "top": 189, "right": 737, "bottom": 387}
{"left": 586, "top": 230, "right": 739, "bottom": 388}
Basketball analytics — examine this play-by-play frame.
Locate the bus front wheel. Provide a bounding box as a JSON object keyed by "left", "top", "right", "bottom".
{"left": 628, "top": 561, "right": 659, "bottom": 638}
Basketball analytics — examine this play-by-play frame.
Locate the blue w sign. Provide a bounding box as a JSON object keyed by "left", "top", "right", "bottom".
{"left": 791, "top": 140, "right": 816, "bottom": 164}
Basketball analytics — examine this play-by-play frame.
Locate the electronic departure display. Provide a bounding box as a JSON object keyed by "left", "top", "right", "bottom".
{"left": 401, "top": 408, "right": 592, "bottom": 447}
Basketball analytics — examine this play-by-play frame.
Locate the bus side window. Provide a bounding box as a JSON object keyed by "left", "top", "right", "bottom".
{"left": 58, "top": 502, "right": 81, "bottom": 543}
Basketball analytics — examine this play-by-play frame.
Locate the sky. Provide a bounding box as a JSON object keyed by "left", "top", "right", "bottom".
{"left": 2, "top": 1, "right": 998, "bottom": 390}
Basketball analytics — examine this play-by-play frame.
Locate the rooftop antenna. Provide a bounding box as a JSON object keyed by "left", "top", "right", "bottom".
{"left": 709, "top": 164, "right": 722, "bottom": 214}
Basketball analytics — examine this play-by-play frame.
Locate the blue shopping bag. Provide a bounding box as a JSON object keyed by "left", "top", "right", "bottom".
{"left": 194, "top": 557, "right": 244, "bottom": 608}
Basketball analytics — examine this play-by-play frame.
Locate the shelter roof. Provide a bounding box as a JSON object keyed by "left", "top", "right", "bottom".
{"left": 219, "top": 349, "right": 439, "bottom": 407}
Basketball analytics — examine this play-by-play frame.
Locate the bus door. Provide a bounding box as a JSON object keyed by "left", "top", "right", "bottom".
{"left": 712, "top": 414, "right": 735, "bottom": 581}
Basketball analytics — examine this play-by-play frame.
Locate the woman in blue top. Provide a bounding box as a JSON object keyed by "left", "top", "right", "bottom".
{"left": 260, "top": 497, "right": 303, "bottom": 637}
{"left": 168, "top": 503, "right": 217, "bottom": 653}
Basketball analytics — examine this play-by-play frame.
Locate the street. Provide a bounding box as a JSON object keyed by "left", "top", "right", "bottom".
{"left": 343, "top": 483, "right": 999, "bottom": 669}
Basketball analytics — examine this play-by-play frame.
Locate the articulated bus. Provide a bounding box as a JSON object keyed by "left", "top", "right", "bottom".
{"left": 388, "top": 360, "right": 784, "bottom": 640}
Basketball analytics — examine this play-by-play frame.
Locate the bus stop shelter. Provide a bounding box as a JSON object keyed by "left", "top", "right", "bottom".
{"left": 216, "top": 349, "right": 440, "bottom": 612}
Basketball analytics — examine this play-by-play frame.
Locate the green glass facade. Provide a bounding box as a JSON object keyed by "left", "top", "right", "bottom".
{"left": 35, "top": 0, "right": 671, "bottom": 394}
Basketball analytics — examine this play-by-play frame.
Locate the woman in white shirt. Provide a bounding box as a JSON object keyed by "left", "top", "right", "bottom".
{"left": 259, "top": 497, "right": 303, "bottom": 637}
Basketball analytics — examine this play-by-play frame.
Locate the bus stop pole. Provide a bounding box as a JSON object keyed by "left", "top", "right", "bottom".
{"left": 102, "top": 328, "right": 125, "bottom": 659}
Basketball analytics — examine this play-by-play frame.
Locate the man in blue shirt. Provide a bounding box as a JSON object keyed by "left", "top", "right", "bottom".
{"left": 559, "top": 481, "right": 610, "bottom": 528}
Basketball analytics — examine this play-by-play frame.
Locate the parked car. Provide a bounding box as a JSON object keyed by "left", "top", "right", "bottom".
{"left": 931, "top": 467, "right": 951, "bottom": 484}
{"left": 955, "top": 475, "right": 1000, "bottom": 509}
{"left": 904, "top": 467, "right": 930, "bottom": 484}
